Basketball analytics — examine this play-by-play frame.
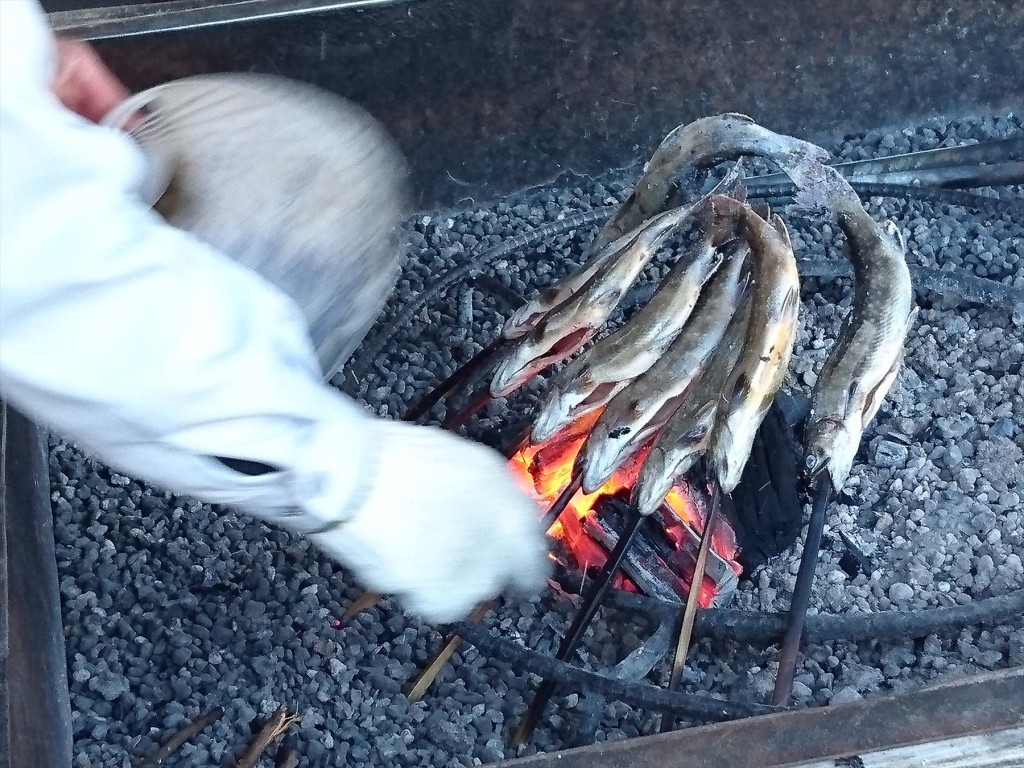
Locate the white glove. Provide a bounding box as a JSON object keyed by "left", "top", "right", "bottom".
{"left": 0, "top": 1, "right": 550, "bottom": 624}
{"left": 308, "top": 420, "right": 552, "bottom": 624}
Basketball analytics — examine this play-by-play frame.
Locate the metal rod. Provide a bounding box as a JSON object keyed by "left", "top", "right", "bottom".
{"left": 659, "top": 487, "right": 719, "bottom": 733}
{"left": 772, "top": 473, "right": 833, "bottom": 706}
{"left": 404, "top": 340, "right": 504, "bottom": 423}
{"left": 743, "top": 137, "right": 1024, "bottom": 189}
{"left": 440, "top": 389, "right": 492, "bottom": 431}
{"left": 48, "top": 0, "right": 421, "bottom": 41}
{"left": 502, "top": 425, "right": 534, "bottom": 458}
{"left": 540, "top": 474, "right": 583, "bottom": 530}
{"left": 511, "top": 503, "right": 646, "bottom": 747}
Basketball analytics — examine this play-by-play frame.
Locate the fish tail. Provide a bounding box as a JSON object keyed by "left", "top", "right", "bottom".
{"left": 787, "top": 163, "right": 861, "bottom": 219}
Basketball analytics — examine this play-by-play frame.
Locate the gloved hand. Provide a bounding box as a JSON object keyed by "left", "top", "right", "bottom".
{"left": 307, "top": 419, "right": 552, "bottom": 624}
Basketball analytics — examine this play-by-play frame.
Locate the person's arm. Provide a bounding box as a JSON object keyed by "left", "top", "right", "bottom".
{"left": 0, "top": 0, "right": 548, "bottom": 622}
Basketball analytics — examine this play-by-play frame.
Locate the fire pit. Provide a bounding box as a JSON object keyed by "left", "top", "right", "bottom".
{"left": 40, "top": 111, "right": 1024, "bottom": 766}
{"left": 9, "top": 2, "right": 1021, "bottom": 767}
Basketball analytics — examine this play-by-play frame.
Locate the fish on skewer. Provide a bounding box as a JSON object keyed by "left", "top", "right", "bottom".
{"left": 489, "top": 167, "right": 746, "bottom": 399}
{"left": 498, "top": 162, "right": 742, "bottom": 347}
{"left": 502, "top": 114, "right": 827, "bottom": 341}
{"left": 632, "top": 297, "right": 753, "bottom": 516}
{"left": 531, "top": 223, "right": 726, "bottom": 443}
{"left": 501, "top": 242, "right": 622, "bottom": 341}
{"left": 574, "top": 238, "right": 753, "bottom": 494}
{"left": 800, "top": 167, "right": 916, "bottom": 489}
{"left": 706, "top": 196, "right": 801, "bottom": 494}
{"left": 600, "top": 113, "right": 831, "bottom": 251}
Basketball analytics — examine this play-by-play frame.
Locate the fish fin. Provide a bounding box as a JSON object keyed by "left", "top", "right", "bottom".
{"left": 707, "top": 215, "right": 740, "bottom": 249}
{"left": 770, "top": 213, "right": 794, "bottom": 251}
{"left": 707, "top": 160, "right": 745, "bottom": 202}
{"left": 884, "top": 219, "right": 907, "bottom": 252}
{"left": 726, "top": 370, "right": 754, "bottom": 413}
{"left": 780, "top": 284, "right": 800, "bottom": 319}
{"left": 721, "top": 112, "right": 756, "bottom": 124}
{"left": 861, "top": 350, "right": 905, "bottom": 427}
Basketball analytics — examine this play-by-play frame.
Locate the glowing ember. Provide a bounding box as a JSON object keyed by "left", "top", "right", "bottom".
{"left": 509, "top": 413, "right": 741, "bottom": 607}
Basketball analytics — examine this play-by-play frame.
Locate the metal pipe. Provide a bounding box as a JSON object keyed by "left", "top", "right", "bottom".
{"left": 49, "top": 0, "right": 420, "bottom": 41}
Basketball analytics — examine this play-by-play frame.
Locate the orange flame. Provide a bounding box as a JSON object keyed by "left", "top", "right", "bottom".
{"left": 509, "top": 411, "right": 740, "bottom": 607}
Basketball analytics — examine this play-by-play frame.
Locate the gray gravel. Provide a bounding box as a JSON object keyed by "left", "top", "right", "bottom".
{"left": 55, "top": 113, "right": 1022, "bottom": 767}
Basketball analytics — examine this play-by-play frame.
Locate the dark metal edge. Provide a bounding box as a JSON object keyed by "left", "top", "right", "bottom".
{"left": 0, "top": 403, "right": 73, "bottom": 768}
{"left": 497, "top": 666, "right": 1024, "bottom": 768}
{"left": 48, "top": 0, "right": 417, "bottom": 40}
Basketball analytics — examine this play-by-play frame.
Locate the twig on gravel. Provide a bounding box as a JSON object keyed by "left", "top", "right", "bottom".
{"left": 137, "top": 707, "right": 223, "bottom": 768}
{"left": 274, "top": 736, "right": 299, "bottom": 768}
{"left": 341, "top": 590, "right": 384, "bottom": 622}
{"left": 233, "top": 708, "right": 301, "bottom": 768}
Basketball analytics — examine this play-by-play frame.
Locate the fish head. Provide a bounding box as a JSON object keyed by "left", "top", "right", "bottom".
{"left": 577, "top": 417, "right": 654, "bottom": 495}
{"left": 532, "top": 385, "right": 576, "bottom": 443}
{"left": 635, "top": 437, "right": 705, "bottom": 517}
{"left": 489, "top": 345, "right": 537, "bottom": 397}
{"left": 708, "top": 409, "right": 758, "bottom": 494}
{"left": 633, "top": 447, "right": 673, "bottom": 517}
{"left": 803, "top": 417, "right": 857, "bottom": 488}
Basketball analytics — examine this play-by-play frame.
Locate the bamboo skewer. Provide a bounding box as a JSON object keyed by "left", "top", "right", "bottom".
{"left": 659, "top": 484, "right": 720, "bottom": 732}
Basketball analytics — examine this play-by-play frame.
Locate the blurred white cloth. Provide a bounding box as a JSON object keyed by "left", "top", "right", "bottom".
{"left": 0, "top": 0, "right": 548, "bottom": 622}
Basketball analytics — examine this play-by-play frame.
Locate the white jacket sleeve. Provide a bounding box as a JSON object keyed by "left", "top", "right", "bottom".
{"left": 0, "top": 0, "right": 373, "bottom": 534}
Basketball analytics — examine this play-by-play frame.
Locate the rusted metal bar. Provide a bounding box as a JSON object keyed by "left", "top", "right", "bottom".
{"left": 0, "top": 404, "right": 73, "bottom": 768}
{"left": 440, "top": 389, "right": 491, "bottom": 431}
{"left": 404, "top": 340, "right": 505, "bottom": 423}
{"left": 497, "top": 667, "right": 1024, "bottom": 768}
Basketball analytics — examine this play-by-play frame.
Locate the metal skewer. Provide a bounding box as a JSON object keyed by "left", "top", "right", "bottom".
{"left": 511, "top": 502, "right": 646, "bottom": 747}
{"left": 772, "top": 472, "right": 833, "bottom": 705}
{"left": 440, "top": 388, "right": 493, "bottom": 431}
{"left": 540, "top": 474, "right": 583, "bottom": 530}
{"left": 403, "top": 340, "right": 505, "bottom": 422}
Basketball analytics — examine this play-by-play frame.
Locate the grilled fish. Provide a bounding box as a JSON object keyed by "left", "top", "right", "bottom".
{"left": 706, "top": 197, "right": 801, "bottom": 494}
{"left": 801, "top": 167, "right": 915, "bottom": 489}
{"left": 501, "top": 162, "right": 743, "bottom": 344}
{"left": 598, "top": 114, "right": 831, "bottom": 251}
{"left": 633, "top": 297, "right": 752, "bottom": 516}
{"left": 531, "top": 229, "right": 724, "bottom": 443}
{"left": 575, "top": 239, "right": 752, "bottom": 494}
{"left": 501, "top": 242, "right": 621, "bottom": 341}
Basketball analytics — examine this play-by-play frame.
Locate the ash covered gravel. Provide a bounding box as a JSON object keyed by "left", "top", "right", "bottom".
{"left": 55, "top": 114, "right": 1022, "bottom": 767}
